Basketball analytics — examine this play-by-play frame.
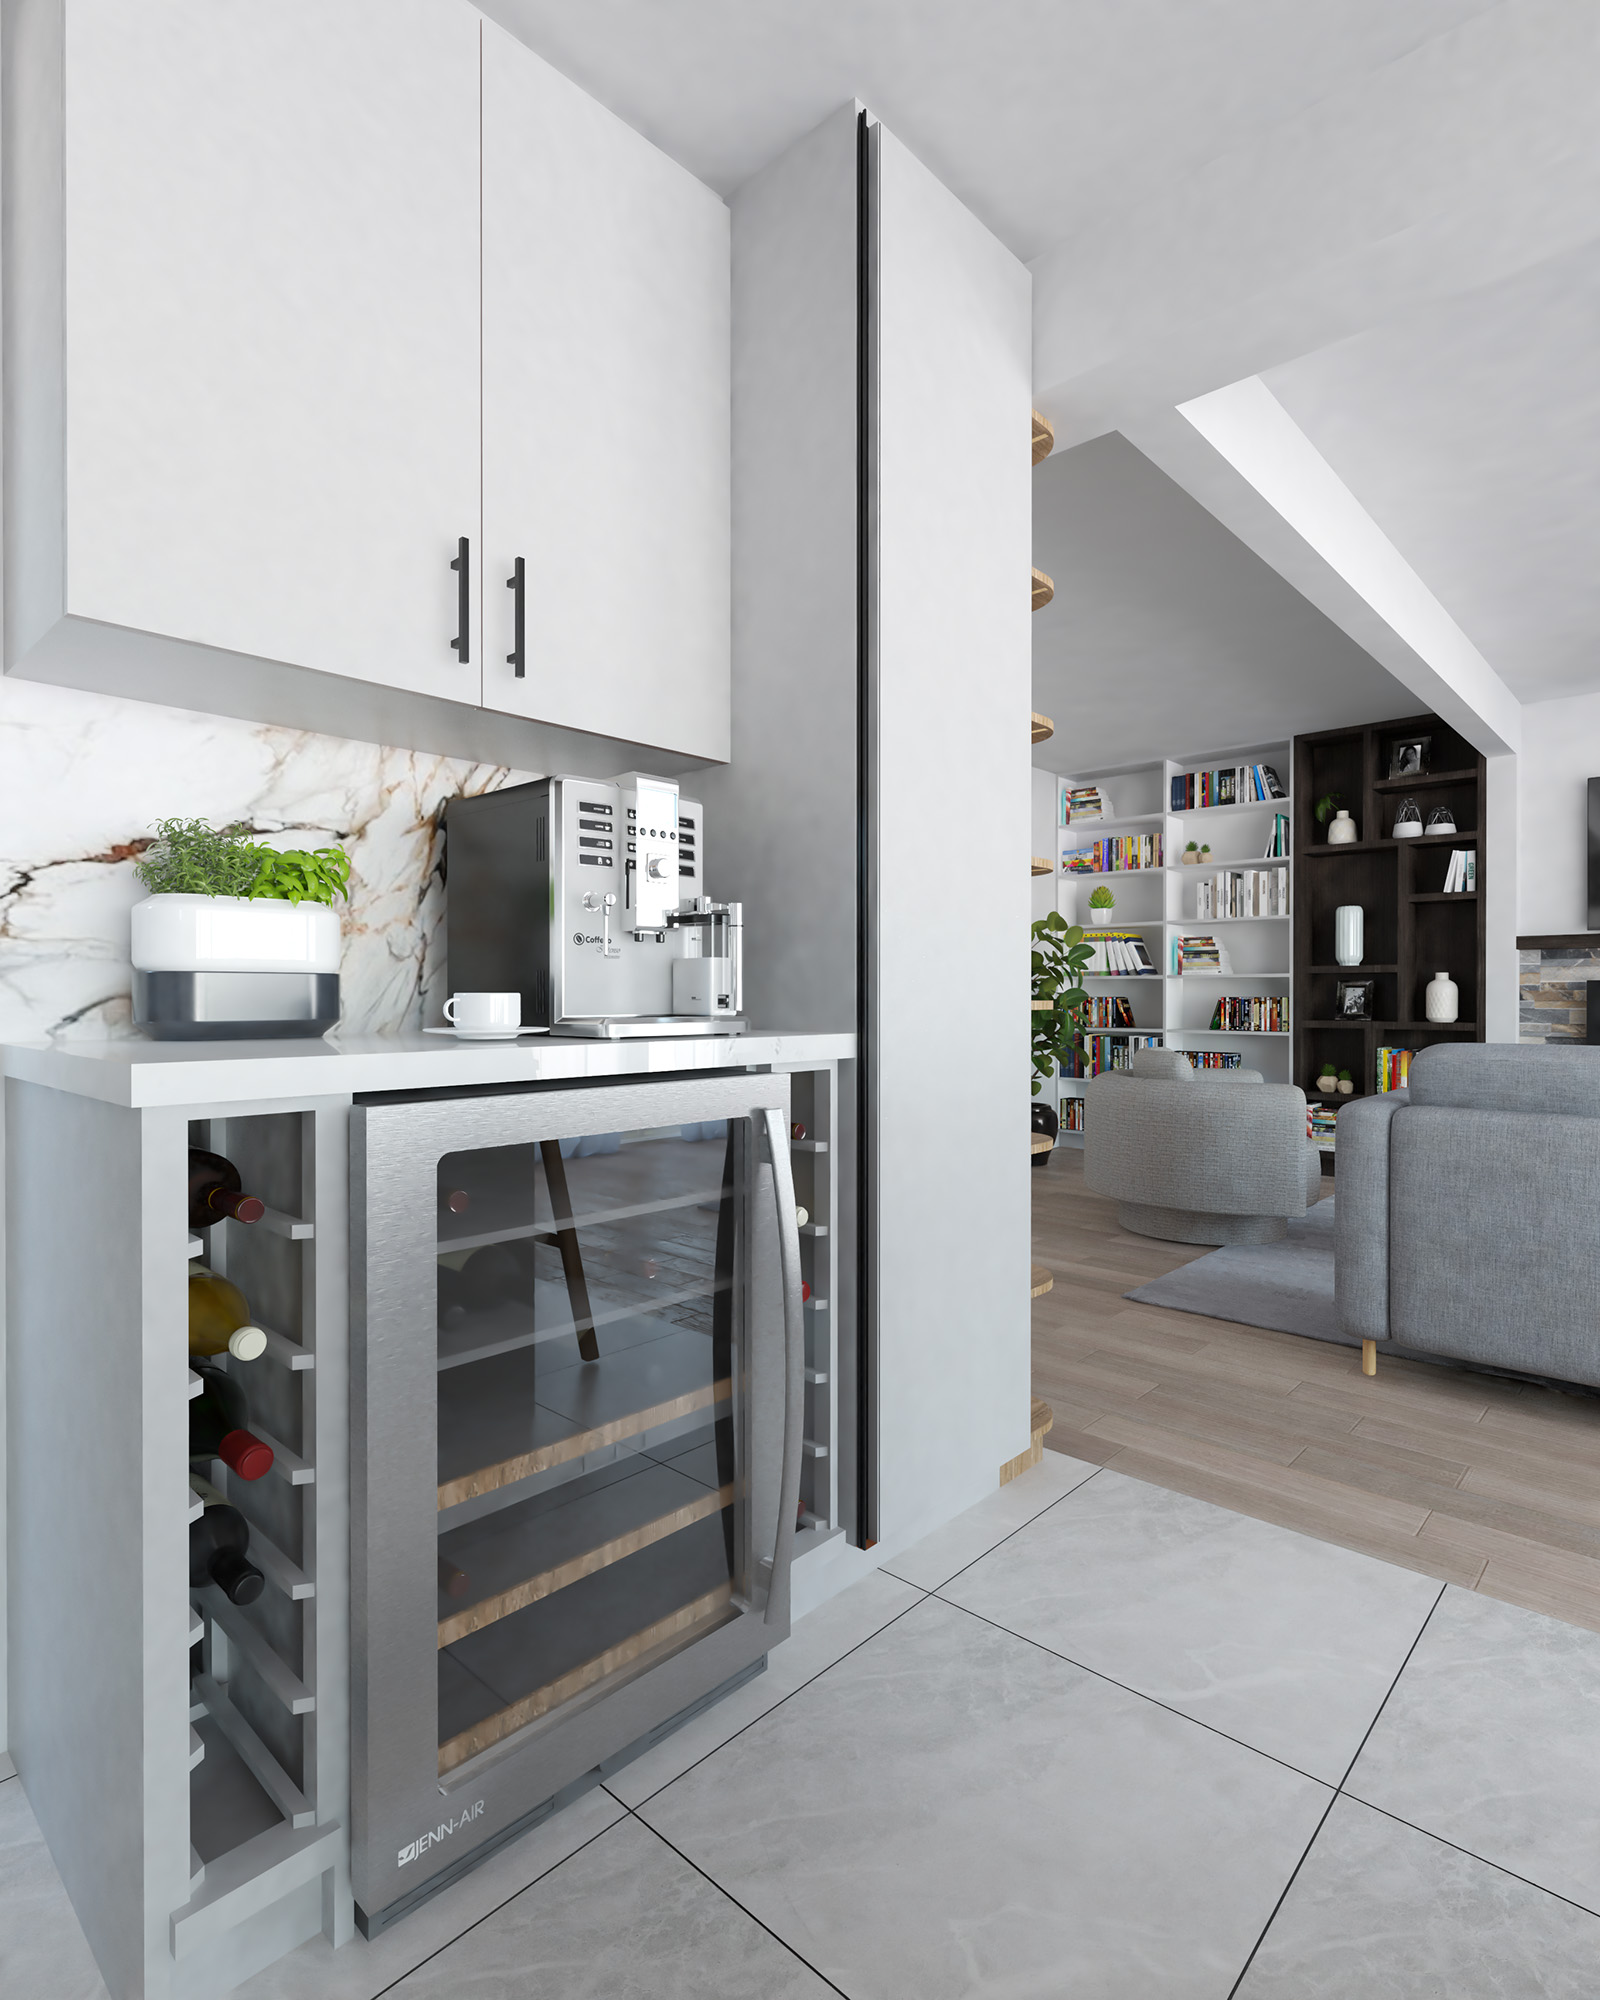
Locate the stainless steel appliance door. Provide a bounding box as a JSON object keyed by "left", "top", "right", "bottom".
{"left": 351, "top": 1073, "right": 795, "bottom": 1929}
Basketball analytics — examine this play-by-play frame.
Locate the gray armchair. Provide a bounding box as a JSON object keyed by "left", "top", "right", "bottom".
{"left": 1084, "top": 1047, "right": 1321, "bottom": 1245}
{"left": 1336, "top": 1042, "right": 1600, "bottom": 1388}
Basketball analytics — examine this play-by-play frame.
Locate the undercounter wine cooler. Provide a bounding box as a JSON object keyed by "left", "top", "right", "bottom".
{"left": 350, "top": 1073, "right": 804, "bottom": 1932}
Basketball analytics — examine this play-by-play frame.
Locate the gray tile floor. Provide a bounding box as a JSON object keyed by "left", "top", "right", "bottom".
{"left": 8, "top": 1457, "right": 1600, "bottom": 1998}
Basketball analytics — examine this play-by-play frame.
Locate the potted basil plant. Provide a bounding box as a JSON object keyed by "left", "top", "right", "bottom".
{"left": 130, "top": 819, "right": 352, "bottom": 1040}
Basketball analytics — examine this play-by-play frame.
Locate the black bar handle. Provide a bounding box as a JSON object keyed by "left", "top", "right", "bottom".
{"left": 506, "top": 556, "right": 525, "bottom": 677}
{"left": 450, "top": 537, "right": 469, "bottom": 662}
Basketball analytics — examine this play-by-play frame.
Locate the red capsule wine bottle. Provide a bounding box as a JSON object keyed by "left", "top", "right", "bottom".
{"left": 189, "top": 1487, "right": 265, "bottom": 1605}
{"left": 188, "top": 1147, "right": 266, "bottom": 1229}
{"left": 189, "top": 1364, "right": 274, "bottom": 1480}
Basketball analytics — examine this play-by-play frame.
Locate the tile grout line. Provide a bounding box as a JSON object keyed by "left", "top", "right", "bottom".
{"left": 625, "top": 1810, "right": 853, "bottom": 1999}
{"left": 933, "top": 1594, "right": 1341, "bottom": 1792}
{"left": 877, "top": 1464, "right": 1108, "bottom": 1597}
{"left": 602, "top": 1586, "right": 933, "bottom": 1812}
{"left": 1222, "top": 1580, "right": 1447, "bottom": 1999}
{"left": 1340, "top": 1793, "right": 1600, "bottom": 1926}
{"left": 366, "top": 1813, "right": 623, "bottom": 2000}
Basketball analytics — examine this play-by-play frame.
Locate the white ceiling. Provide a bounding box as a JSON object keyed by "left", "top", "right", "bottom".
{"left": 477, "top": 0, "right": 1494, "bottom": 261}
{"left": 1032, "top": 434, "right": 1417, "bottom": 772}
{"left": 1263, "top": 240, "right": 1600, "bottom": 706}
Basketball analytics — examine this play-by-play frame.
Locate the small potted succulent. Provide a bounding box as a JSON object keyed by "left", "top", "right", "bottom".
{"left": 1088, "top": 884, "right": 1116, "bottom": 925}
{"left": 131, "top": 818, "right": 351, "bottom": 1040}
{"left": 1315, "top": 1063, "right": 1339, "bottom": 1093}
{"left": 1337, "top": 1068, "right": 1354, "bottom": 1096}
{"left": 1183, "top": 841, "right": 1200, "bottom": 866}
{"left": 1199, "top": 843, "right": 1212, "bottom": 861}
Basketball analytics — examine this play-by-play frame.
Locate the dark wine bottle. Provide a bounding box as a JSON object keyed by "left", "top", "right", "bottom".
{"left": 188, "top": 1147, "right": 266, "bottom": 1229}
{"left": 189, "top": 1489, "right": 265, "bottom": 1605}
{"left": 438, "top": 1555, "right": 471, "bottom": 1599}
{"left": 190, "top": 1364, "right": 274, "bottom": 1480}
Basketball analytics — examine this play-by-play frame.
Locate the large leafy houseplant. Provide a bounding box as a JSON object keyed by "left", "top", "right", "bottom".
{"left": 1032, "top": 911, "right": 1093, "bottom": 1096}
{"left": 135, "top": 818, "right": 351, "bottom": 905}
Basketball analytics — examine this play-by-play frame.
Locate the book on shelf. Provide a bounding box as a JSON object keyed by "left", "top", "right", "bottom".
{"left": 1376, "top": 1046, "right": 1414, "bottom": 1093}
{"left": 1194, "top": 866, "right": 1289, "bottom": 920}
{"left": 1441, "top": 848, "right": 1478, "bottom": 894}
{"left": 1262, "top": 813, "right": 1291, "bottom": 859}
{"left": 1085, "top": 994, "right": 1137, "bottom": 1028}
{"left": 1062, "top": 784, "right": 1105, "bottom": 825}
{"left": 1063, "top": 1031, "right": 1163, "bottom": 1079}
{"left": 1170, "top": 763, "right": 1286, "bottom": 811}
{"left": 1082, "top": 929, "right": 1159, "bottom": 976}
{"left": 1307, "top": 1103, "right": 1338, "bottom": 1143}
{"left": 1059, "top": 1097, "right": 1086, "bottom": 1134}
{"left": 1173, "top": 933, "right": 1232, "bottom": 974}
{"left": 1208, "top": 994, "right": 1287, "bottom": 1033}
{"left": 1062, "top": 832, "right": 1163, "bottom": 873}
{"left": 1186, "top": 1050, "right": 1243, "bottom": 1071}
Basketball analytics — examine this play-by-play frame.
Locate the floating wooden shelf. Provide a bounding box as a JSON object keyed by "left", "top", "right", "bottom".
{"left": 1030, "top": 998, "right": 1055, "bottom": 1011}
{"left": 1031, "top": 856, "right": 1053, "bottom": 876}
{"left": 1000, "top": 1395, "right": 1055, "bottom": 1484}
{"left": 1030, "top": 1133, "right": 1053, "bottom": 1156}
{"left": 1030, "top": 1264, "right": 1054, "bottom": 1297}
{"left": 1032, "top": 410, "right": 1054, "bottom": 465}
{"left": 1031, "top": 567, "right": 1055, "bottom": 611}
{"left": 1032, "top": 711, "right": 1055, "bottom": 744}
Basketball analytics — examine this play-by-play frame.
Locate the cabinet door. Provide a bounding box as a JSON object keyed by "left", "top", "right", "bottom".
{"left": 64, "top": 0, "right": 482, "bottom": 699}
{"left": 480, "top": 22, "right": 730, "bottom": 761}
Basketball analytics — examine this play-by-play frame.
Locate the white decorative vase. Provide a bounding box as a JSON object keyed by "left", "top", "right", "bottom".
{"left": 1425, "top": 970, "right": 1459, "bottom": 1023}
{"left": 1334, "top": 905, "right": 1364, "bottom": 967}
{"left": 1326, "top": 810, "right": 1357, "bottom": 844}
{"left": 1090, "top": 907, "right": 1115, "bottom": 925}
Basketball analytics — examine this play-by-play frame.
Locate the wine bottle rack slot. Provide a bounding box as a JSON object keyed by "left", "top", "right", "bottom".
{"left": 252, "top": 1205, "right": 314, "bottom": 1240}
{"left": 199, "top": 1588, "right": 315, "bottom": 1715}
{"left": 193, "top": 1675, "right": 316, "bottom": 1829}
{"left": 254, "top": 1325, "right": 315, "bottom": 1371}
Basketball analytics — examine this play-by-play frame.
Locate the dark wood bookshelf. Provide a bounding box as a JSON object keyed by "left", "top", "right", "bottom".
{"left": 1293, "top": 711, "right": 1486, "bottom": 1116}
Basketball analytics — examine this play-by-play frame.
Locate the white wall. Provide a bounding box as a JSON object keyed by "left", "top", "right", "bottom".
{"left": 1517, "top": 690, "right": 1600, "bottom": 937}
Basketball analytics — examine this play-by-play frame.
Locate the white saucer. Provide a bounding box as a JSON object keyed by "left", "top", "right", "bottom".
{"left": 423, "top": 1025, "right": 548, "bottom": 1040}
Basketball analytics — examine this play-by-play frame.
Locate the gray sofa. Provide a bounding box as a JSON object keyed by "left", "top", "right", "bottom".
{"left": 1084, "top": 1047, "right": 1321, "bottom": 1245}
{"left": 1336, "top": 1042, "right": 1600, "bottom": 1388}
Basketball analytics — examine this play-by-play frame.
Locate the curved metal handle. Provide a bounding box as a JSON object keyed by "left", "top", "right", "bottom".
{"left": 450, "top": 537, "right": 470, "bottom": 661}
{"left": 761, "top": 1106, "right": 805, "bottom": 1626}
{"left": 506, "top": 556, "right": 525, "bottom": 676}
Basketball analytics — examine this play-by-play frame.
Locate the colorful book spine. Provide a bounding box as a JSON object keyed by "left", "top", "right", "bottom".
{"left": 1375, "top": 1047, "right": 1415, "bottom": 1093}
{"left": 1060, "top": 1097, "right": 1086, "bottom": 1134}
{"left": 1207, "top": 995, "right": 1286, "bottom": 1033}
{"left": 1186, "top": 1050, "right": 1243, "bottom": 1071}
{"left": 1061, "top": 833, "right": 1163, "bottom": 873}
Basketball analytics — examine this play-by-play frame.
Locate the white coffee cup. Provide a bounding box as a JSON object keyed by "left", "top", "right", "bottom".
{"left": 443, "top": 991, "right": 521, "bottom": 1031}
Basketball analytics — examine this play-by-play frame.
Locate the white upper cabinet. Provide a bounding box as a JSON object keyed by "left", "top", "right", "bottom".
{"left": 480, "top": 21, "right": 730, "bottom": 762}
{"left": 5, "top": 2, "right": 731, "bottom": 764}
{"left": 51, "top": 0, "right": 484, "bottom": 701}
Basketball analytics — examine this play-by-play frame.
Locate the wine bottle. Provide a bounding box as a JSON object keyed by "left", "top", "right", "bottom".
{"left": 189, "top": 1267, "right": 268, "bottom": 1362}
{"left": 438, "top": 1555, "right": 471, "bottom": 1599}
{"left": 188, "top": 1148, "right": 266, "bottom": 1229}
{"left": 190, "top": 1364, "right": 274, "bottom": 1480}
{"left": 188, "top": 1483, "right": 265, "bottom": 1605}
{"left": 441, "top": 1187, "right": 471, "bottom": 1215}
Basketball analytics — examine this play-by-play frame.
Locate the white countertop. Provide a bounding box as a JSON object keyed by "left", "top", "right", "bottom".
{"left": 0, "top": 1028, "right": 855, "bottom": 1109}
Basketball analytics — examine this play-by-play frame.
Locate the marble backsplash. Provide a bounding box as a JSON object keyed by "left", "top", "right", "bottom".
{"left": 1518, "top": 947, "right": 1600, "bottom": 1043}
{"left": 0, "top": 676, "right": 535, "bottom": 1044}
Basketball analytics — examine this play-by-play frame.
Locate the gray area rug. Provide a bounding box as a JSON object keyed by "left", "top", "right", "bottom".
{"left": 1125, "top": 1196, "right": 1347, "bottom": 1346}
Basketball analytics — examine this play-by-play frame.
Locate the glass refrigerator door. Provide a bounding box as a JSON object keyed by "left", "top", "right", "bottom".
{"left": 352, "top": 1076, "right": 801, "bottom": 1934}
{"left": 434, "top": 1120, "right": 748, "bottom": 1773}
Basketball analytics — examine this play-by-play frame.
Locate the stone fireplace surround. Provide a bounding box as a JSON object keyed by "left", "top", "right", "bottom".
{"left": 1518, "top": 935, "right": 1600, "bottom": 1043}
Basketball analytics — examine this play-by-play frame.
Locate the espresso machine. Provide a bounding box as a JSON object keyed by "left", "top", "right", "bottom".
{"left": 444, "top": 773, "right": 745, "bottom": 1036}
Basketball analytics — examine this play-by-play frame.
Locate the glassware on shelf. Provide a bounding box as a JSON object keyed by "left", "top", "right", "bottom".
{"left": 1391, "top": 797, "right": 1423, "bottom": 838}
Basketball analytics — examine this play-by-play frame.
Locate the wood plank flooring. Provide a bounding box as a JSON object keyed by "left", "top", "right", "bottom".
{"left": 1032, "top": 1147, "right": 1600, "bottom": 1634}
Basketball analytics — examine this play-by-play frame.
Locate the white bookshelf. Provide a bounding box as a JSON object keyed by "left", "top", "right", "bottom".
{"left": 1051, "top": 741, "right": 1294, "bottom": 1144}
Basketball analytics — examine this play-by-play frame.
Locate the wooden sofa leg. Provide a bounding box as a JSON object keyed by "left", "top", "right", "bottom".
{"left": 1361, "top": 1339, "right": 1377, "bottom": 1377}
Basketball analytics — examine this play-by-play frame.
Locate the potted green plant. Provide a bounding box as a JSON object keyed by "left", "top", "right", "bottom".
{"left": 1315, "top": 1063, "right": 1338, "bottom": 1093}
{"left": 1182, "top": 841, "right": 1200, "bottom": 865}
{"left": 131, "top": 818, "right": 352, "bottom": 1040}
{"left": 1087, "top": 884, "right": 1116, "bottom": 925}
{"left": 1199, "top": 843, "right": 1211, "bottom": 861}
{"left": 1031, "top": 913, "right": 1093, "bottom": 1123}
{"left": 1337, "top": 1068, "right": 1354, "bottom": 1096}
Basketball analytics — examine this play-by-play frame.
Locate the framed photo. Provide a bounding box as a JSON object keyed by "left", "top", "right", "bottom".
{"left": 1388, "top": 735, "right": 1431, "bottom": 779}
{"left": 1336, "top": 978, "right": 1375, "bottom": 1019}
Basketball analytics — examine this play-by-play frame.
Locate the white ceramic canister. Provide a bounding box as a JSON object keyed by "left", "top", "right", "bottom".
{"left": 1326, "top": 810, "right": 1357, "bottom": 844}
{"left": 1334, "top": 905, "right": 1364, "bottom": 967}
{"left": 1425, "top": 970, "right": 1460, "bottom": 1023}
